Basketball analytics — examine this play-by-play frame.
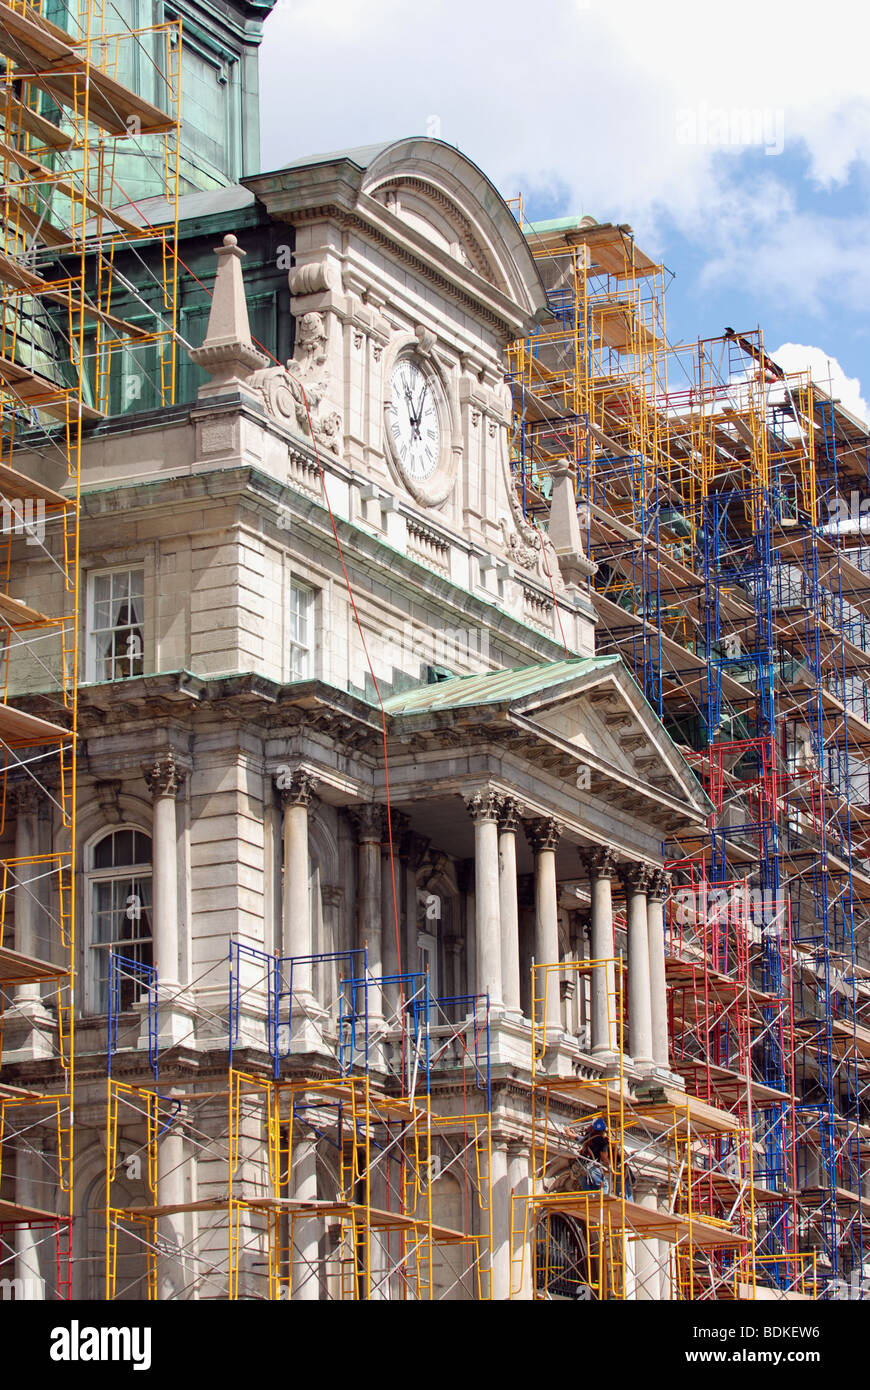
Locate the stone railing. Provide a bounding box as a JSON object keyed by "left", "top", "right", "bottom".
{"left": 407, "top": 517, "right": 451, "bottom": 576}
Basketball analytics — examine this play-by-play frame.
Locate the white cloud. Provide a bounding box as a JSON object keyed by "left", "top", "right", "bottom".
{"left": 772, "top": 343, "right": 869, "bottom": 425}
{"left": 257, "top": 0, "right": 870, "bottom": 323}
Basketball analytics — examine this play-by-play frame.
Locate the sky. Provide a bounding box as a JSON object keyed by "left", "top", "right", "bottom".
{"left": 259, "top": 0, "right": 870, "bottom": 422}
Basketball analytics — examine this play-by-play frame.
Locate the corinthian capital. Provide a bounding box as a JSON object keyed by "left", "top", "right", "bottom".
{"left": 525, "top": 816, "right": 562, "bottom": 854}
{"left": 464, "top": 788, "right": 501, "bottom": 824}
{"left": 350, "top": 803, "right": 386, "bottom": 843}
{"left": 620, "top": 862, "right": 656, "bottom": 895}
{"left": 274, "top": 766, "right": 318, "bottom": 809}
{"left": 648, "top": 869, "right": 672, "bottom": 903}
{"left": 496, "top": 795, "right": 524, "bottom": 833}
{"left": 581, "top": 846, "right": 618, "bottom": 881}
{"left": 9, "top": 782, "right": 40, "bottom": 818}
{"left": 143, "top": 750, "right": 186, "bottom": 800}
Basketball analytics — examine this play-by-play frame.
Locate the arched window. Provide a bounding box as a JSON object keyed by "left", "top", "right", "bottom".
{"left": 83, "top": 1172, "right": 147, "bottom": 1299}
{"left": 536, "top": 1212, "right": 590, "bottom": 1299}
{"left": 86, "top": 828, "right": 153, "bottom": 1015}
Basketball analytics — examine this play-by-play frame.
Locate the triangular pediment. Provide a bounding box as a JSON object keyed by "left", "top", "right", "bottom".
{"left": 508, "top": 662, "right": 709, "bottom": 819}
{"left": 383, "top": 656, "right": 711, "bottom": 827}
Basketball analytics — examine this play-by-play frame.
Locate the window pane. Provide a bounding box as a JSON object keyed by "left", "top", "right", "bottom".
{"left": 90, "top": 570, "right": 145, "bottom": 681}
{"left": 92, "top": 829, "right": 153, "bottom": 870}
{"left": 112, "top": 830, "right": 134, "bottom": 867}
{"left": 89, "top": 832, "right": 154, "bottom": 1015}
{"left": 289, "top": 585, "right": 312, "bottom": 678}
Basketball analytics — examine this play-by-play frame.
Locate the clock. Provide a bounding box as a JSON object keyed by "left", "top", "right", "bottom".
{"left": 386, "top": 358, "right": 443, "bottom": 485}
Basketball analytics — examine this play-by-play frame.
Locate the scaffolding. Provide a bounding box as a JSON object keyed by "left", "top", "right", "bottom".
{"left": 509, "top": 204, "right": 868, "bottom": 1295}
{"left": 103, "top": 940, "right": 494, "bottom": 1300}
{"left": 511, "top": 958, "right": 750, "bottom": 1300}
{"left": 0, "top": 0, "right": 179, "bottom": 1300}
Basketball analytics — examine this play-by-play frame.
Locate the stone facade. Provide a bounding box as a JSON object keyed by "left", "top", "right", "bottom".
{"left": 3, "top": 138, "right": 711, "bottom": 1300}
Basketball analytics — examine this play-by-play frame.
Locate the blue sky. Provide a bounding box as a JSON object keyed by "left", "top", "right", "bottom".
{"left": 259, "top": 0, "right": 870, "bottom": 419}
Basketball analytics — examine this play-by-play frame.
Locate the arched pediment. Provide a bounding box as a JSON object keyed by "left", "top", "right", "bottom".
{"left": 360, "top": 139, "right": 547, "bottom": 322}
{"left": 245, "top": 138, "right": 548, "bottom": 332}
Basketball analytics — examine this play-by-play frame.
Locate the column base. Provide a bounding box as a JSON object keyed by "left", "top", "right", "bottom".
{"left": 288, "top": 997, "right": 331, "bottom": 1055}
{"left": 628, "top": 1056, "right": 657, "bottom": 1078}
{"left": 151, "top": 985, "right": 196, "bottom": 1051}
{"left": 634, "top": 1064, "right": 683, "bottom": 1089}
{"left": 590, "top": 1048, "right": 622, "bottom": 1076}
{"left": 488, "top": 1008, "right": 533, "bottom": 1069}
{"left": 1, "top": 1001, "right": 56, "bottom": 1061}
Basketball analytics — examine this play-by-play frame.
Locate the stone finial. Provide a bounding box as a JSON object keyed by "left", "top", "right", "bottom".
{"left": 188, "top": 234, "right": 269, "bottom": 395}
{"left": 547, "top": 461, "right": 597, "bottom": 585}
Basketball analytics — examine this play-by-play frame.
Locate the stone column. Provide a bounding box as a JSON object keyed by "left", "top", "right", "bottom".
{"left": 6, "top": 784, "right": 53, "bottom": 1060}
{"left": 508, "top": 1141, "right": 533, "bottom": 1301}
{"left": 320, "top": 884, "right": 343, "bottom": 1012}
{"left": 525, "top": 817, "right": 563, "bottom": 1031}
{"left": 353, "top": 805, "right": 385, "bottom": 1023}
{"left": 566, "top": 916, "right": 583, "bottom": 1038}
{"left": 12, "top": 784, "right": 41, "bottom": 1006}
{"left": 380, "top": 810, "right": 407, "bottom": 1019}
{"left": 292, "top": 1127, "right": 320, "bottom": 1300}
{"left": 143, "top": 751, "right": 187, "bottom": 1046}
{"left": 633, "top": 1184, "right": 663, "bottom": 1300}
{"left": 497, "top": 797, "right": 522, "bottom": 1014}
{"left": 489, "top": 1139, "right": 511, "bottom": 1300}
{"left": 444, "top": 935, "right": 463, "bottom": 997}
{"left": 275, "top": 769, "right": 318, "bottom": 998}
{"left": 458, "top": 858, "right": 476, "bottom": 1000}
{"left": 621, "top": 864, "right": 655, "bottom": 1070}
{"left": 582, "top": 847, "right": 619, "bottom": 1058}
{"left": 156, "top": 1108, "right": 187, "bottom": 1300}
{"left": 400, "top": 830, "right": 429, "bottom": 988}
{"left": 464, "top": 790, "right": 502, "bottom": 1006}
{"left": 517, "top": 874, "right": 535, "bottom": 1018}
{"left": 648, "top": 870, "right": 672, "bottom": 1072}
{"left": 15, "top": 1144, "right": 45, "bottom": 1298}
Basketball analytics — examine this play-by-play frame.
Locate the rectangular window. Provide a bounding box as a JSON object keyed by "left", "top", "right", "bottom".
{"left": 88, "top": 567, "right": 145, "bottom": 682}
{"left": 289, "top": 583, "right": 313, "bottom": 680}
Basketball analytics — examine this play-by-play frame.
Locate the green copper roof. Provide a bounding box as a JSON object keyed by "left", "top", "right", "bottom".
{"left": 524, "top": 215, "right": 588, "bottom": 234}
{"left": 382, "top": 656, "right": 620, "bottom": 715}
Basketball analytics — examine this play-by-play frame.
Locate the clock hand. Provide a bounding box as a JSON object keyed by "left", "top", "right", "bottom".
{"left": 414, "top": 383, "right": 428, "bottom": 432}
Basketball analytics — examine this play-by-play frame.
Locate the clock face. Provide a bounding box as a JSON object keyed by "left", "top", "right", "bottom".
{"left": 387, "top": 359, "right": 441, "bottom": 482}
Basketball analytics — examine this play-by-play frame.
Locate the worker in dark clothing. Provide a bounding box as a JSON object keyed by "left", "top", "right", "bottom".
{"left": 576, "top": 1118, "right": 635, "bottom": 1200}
{"left": 575, "top": 1118, "right": 611, "bottom": 1192}
{"left": 578, "top": 1118, "right": 609, "bottom": 1163}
